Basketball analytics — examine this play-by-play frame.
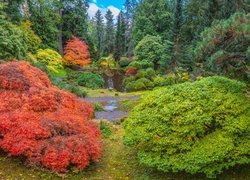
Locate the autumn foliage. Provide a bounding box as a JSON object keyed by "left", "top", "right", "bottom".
{"left": 63, "top": 36, "right": 91, "bottom": 66}
{"left": 126, "top": 68, "right": 138, "bottom": 75}
{"left": 0, "top": 61, "right": 101, "bottom": 172}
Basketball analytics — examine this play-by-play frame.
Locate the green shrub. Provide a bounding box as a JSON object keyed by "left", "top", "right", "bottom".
{"left": 66, "top": 84, "right": 87, "bottom": 97}
{"left": 19, "top": 20, "right": 41, "bottom": 54}
{"left": 153, "top": 73, "right": 186, "bottom": 87}
{"left": 135, "top": 35, "right": 171, "bottom": 69}
{"left": 124, "top": 76, "right": 250, "bottom": 178}
{"left": 100, "top": 121, "right": 112, "bottom": 139}
{"left": 123, "top": 75, "right": 136, "bottom": 86}
{"left": 125, "top": 78, "right": 154, "bottom": 91}
{"left": 36, "top": 48, "right": 64, "bottom": 74}
{"left": 127, "top": 59, "right": 154, "bottom": 70}
{"left": 119, "top": 57, "right": 131, "bottom": 68}
{"left": 136, "top": 68, "right": 156, "bottom": 80}
{"left": 94, "top": 102, "right": 104, "bottom": 112}
{"left": 77, "top": 72, "right": 104, "bottom": 89}
{"left": 0, "top": 20, "right": 27, "bottom": 60}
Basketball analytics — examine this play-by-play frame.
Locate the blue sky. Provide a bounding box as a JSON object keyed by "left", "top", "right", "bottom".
{"left": 88, "top": 0, "right": 125, "bottom": 19}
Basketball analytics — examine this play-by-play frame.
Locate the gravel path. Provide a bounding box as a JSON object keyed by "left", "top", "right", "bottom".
{"left": 83, "top": 95, "right": 140, "bottom": 121}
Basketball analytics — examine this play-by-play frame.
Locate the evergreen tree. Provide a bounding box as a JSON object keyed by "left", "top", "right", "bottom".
{"left": 133, "top": 0, "right": 172, "bottom": 46}
{"left": 104, "top": 9, "right": 114, "bottom": 56}
{"left": 114, "top": 12, "right": 126, "bottom": 61}
{"left": 172, "top": 0, "right": 183, "bottom": 66}
{"left": 29, "top": 0, "right": 59, "bottom": 50}
{"left": 61, "top": 0, "right": 89, "bottom": 44}
{"left": 3, "top": 0, "right": 23, "bottom": 24}
{"left": 95, "top": 10, "right": 104, "bottom": 57}
{"left": 124, "top": 0, "right": 138, "bottom": 57}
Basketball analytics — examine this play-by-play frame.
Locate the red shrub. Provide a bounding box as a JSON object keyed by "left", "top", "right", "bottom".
{"left": 126, "top": 68, "right": 137, "bottom": 75}
{"left": 63, "top": 36, "right": 91, "bottom": 67}
{"left": 0, "top": 61, "right": 101, "bottom": 172}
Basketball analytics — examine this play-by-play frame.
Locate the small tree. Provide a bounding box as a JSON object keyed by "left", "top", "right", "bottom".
{"left": 0, "top": 61, "right": 101, "bottom": 172}
{"left": 63, "top": 36, "right": 91, "bottom": 67}
{"left": 135, "top": 35, "right": 172, "bottom": 70}
{"left": 36, "top": 48, "right": 63, "bottom": 73}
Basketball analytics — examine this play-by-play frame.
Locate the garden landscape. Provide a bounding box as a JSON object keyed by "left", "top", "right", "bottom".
{"left": 0, "top": 0, "right": 249, "bottom": 179}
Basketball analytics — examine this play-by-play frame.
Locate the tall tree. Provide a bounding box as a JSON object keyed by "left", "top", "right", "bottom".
{"left": 114, "top": 12, "right": 126, "bottom": 61}
{"left": 104, "top": 9, "right": 114, "bottom": 56}
{"left": 29, "top": 0, "right": 59, "bottom": 50}
{"left": 3, "top": 0, "right": 23, "bottom": 24}
{"left": 133, "top": 0, "right": 172, "bottom": 46}
{"left": 172, "top": 0, "right": 183, "bottom": 66}
{"left": 124, "top": 0, "right": 138, "bottom": 57}
{"left": 62, "top": 0, "right": 89, "bottom": 44}
{"left": 94, "top": 10, "right": 104, "bottom": 57}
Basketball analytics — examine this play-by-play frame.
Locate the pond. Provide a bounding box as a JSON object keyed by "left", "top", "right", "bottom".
{"left": 85, "top": 96, "right": 140, "bottom": 121}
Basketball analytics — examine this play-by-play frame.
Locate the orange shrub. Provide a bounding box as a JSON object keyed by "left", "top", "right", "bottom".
{"left": 63, "top": 36, "right": 91, "bottom": 66}
{"left": 0, "top": 61, "right": 101, "bottom": 172}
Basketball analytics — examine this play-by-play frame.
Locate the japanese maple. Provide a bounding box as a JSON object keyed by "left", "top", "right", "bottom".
{"left": 63, "top": 36, "right": 91, "bottom": 66}
{"left": 0, "top": 61, "right": 101, "bottom": 172}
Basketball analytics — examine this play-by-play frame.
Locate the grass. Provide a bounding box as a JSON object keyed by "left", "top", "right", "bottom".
{"left": 80, "top": 87, "right": 149, "bottom": 98}
{"left": 0, "top": 121, "right": 249, "bottom": 179}
{"left": 118, "top": 99, "right": 140, "bottom": 112}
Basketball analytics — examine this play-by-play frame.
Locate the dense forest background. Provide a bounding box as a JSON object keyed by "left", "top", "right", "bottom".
{"left": 0, "top": 0, "right": 249, "bottom": 81}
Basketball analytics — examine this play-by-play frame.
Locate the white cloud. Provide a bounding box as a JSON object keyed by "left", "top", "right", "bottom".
{"left": 87, "top": 3, "right": 99, "bottom": 18}
{"left": 87, "top": 3, "right": 120, "bottom": 19}
{"left": 108, "top": 6, "right": 120, "bottom": 17}
{"left": 93, "top": 0, "right": 97, "bottom": 3}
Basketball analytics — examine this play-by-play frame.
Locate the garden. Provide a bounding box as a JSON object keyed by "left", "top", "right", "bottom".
{"left": 0, "top": 0, "right": 249, "bottom": 179}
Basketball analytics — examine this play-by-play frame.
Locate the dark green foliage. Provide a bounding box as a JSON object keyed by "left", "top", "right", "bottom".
{"left": 77, "top": 72, "right": 104, "bottom": 89}
{"left": 29, "top": 0, "right": 59, "bottom": 50}
{"left": 124, "top": 68, "right": 156, "bottom": 91}
{"left": 0, "top": 19, "right": 27, "bottom": 60}
{"left": 33, "top": 62, "right": 87, "bottom": 97}
{"left": 119, "top": 58, "right": 131, "bottom": 68}
{"left": 61, "top": 0, "right": 89, "bottom": 44}
{"left": 66, "top": 84, "right": 87, "bottom": 97}
{"left": 104, "top": 9, "right": 115, "bottom": 56}
{"left": 124, "top": 76, "right": 250, "bottom": 178}
{"left": 94, "top": 102, "right": 104, "bottom": 112}
{"left": 114, "top": 12, "right": 126, "bottom": 61}
{"left": 94, "top": 10, "right": 104, "bottom": 57}
{"left": 195, "top": 12, "right": 250, "bottom": 80}
{"left": 135, "top": 35, "right": 172, "bottom": 69}
{"left": 133, "top": 0, "right": 172, "bottom": 45}
{"left": 100, "top": 121, "right": 112, "bottom": 139}
{"left": 4, "top": 0, "right": 23, "bottom": 24}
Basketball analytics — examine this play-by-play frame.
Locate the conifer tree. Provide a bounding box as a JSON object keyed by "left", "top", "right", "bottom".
{"left": 95, "top": 10, "right": 104, "bottom": 57}
{"left": 133, "top": 0, "right": 172, "bottom": 46}
{"left": 114, "top": 12, "right": 126, "bottom": 61}
{"left": 104, "top": 9, "right": 114, "bottom": 56}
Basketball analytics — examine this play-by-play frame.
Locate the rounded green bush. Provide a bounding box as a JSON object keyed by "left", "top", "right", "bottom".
{"left": 153, "top": 74, "right": 183, "bottom": 87}
{"left": 77, "top": 72, "right": 104, "bottom": 89}
{"left": 124, "top": 76, "right": 250, "bottom": 178}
